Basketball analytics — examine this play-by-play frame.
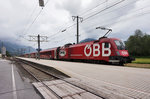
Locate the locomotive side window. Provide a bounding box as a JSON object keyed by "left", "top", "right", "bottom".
{"left": 114, "top": 40, "right": 125, "bottom": 50}
{"left": 104, "top": 42, "right": 109, "bottom": 48}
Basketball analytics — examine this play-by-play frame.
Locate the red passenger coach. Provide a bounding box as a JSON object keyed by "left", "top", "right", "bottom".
{"left": 40, "top": 49, "right": 51, "bottom": 59}
{"left": 24, "top": 53, "right": 30, "bottom": 58}
{"left": 40, "top": 48, "right": 57, "bottom": 59}
{"left": 30, "top": 52, "right": 36, "bottom": 58}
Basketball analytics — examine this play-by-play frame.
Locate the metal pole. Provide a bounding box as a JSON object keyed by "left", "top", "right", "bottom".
{"left": 77, "top": 16, "right": 79, "bottom": 44}
{"left": 38, "top": 34, "right": 40, "bottom": 60}
{"left": 72, "top": 16, "right": 83, "bottom": 44}
{"left": 28, "top": 35, "right": 47, "bottom": 59}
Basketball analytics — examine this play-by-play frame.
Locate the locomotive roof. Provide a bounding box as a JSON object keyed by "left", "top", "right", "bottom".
{"left": 79, "top": 38, "right": 96, "bottom": 43}
{"left": 40, "top": 47, "right": 57, "bottom": 53}
{"left": 68, "top": 37, "right": 120, "bottom": 47}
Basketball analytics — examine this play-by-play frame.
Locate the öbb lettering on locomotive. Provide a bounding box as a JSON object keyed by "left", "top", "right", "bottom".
{"left": 84, "top": 43, "right": 111, "bottom": 57}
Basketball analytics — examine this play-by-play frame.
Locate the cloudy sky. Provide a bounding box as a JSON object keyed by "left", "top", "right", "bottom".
{"left": 0, "top": 0, "right": 150, "bottom": 49}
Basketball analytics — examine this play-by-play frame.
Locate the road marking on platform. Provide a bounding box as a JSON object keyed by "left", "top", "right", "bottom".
{"left": 12, "top": 64, "right": 17, "bottom": 99}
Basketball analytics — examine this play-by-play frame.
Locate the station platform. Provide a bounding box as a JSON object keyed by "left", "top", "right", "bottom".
{"left": 33, "top": 78, "right": 103, "bottom": 99}
{"left": 0, "top": 58, "right": 41, "bottom": 99}
{"left": 18, "top": 57, "right": 150, "bottom": 99}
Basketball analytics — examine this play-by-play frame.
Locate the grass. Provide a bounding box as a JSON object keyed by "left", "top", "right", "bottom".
{"left": 132, "top": 58, "right": 150, "bottom": 64}
{"left": 125, "top": 63, "right": 150, "bottom": 69}
{"left": 125, "top": 57, "right": 150, "bottom": 68}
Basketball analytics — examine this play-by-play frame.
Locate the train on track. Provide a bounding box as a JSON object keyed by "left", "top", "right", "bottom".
{"left": 22, "top": 28, "right": 134, "bottom": 65}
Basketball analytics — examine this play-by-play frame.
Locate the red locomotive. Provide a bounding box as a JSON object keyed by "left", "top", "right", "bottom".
{"left": 23, "top": 28, "right": 134, "bottom": 65}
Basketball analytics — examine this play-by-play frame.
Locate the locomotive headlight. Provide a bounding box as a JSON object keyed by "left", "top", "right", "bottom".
{"left": 116, "top": 51, "right": 120, "bottom": 56}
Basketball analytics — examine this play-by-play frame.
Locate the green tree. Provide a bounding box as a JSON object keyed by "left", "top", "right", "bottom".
{"left": 126, "top": 29, "right": 150, "bottom": 56}
{"left": 6, "top": 51, "right": 11, "bottom": 57}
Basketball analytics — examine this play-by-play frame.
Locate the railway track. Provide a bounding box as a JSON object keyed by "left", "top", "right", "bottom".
{"left": 16, "top": 58, "right": 104, "bottom": 99}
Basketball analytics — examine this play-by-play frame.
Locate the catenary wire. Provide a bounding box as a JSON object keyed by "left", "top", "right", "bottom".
{"left": 46, "top": 0, "right": 125, "bottom": 40}
{"left": 83, "top": 0, "right": 125, "bottom": 21}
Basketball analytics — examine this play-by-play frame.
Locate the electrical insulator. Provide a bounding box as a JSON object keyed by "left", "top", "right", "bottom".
{"left": 39, "top": 0, "right": 44, "bottom": 7}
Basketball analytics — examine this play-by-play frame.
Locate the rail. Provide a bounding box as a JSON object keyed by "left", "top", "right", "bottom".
{"left": 16, "top": 58, "right": 105, "bottom": 99}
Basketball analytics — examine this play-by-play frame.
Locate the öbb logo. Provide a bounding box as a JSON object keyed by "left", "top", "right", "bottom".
{"left": 84, "top": 43, "right": 111, "bottom": 57}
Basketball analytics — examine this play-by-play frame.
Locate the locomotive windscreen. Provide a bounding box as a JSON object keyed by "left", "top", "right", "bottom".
{"left": 114, "top": 40, "right": 126, "bottom": 50}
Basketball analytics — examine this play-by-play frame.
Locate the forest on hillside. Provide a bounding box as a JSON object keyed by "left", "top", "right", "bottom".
{"left": 125, "top": 29, "right": 150, "bottom": 57}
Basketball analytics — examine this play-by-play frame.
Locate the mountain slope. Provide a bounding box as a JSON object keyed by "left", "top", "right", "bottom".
{"left": 0, "top": 41, "right": 35, "bottom": 55}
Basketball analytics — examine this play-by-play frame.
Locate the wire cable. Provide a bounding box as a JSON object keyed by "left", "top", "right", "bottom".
{"left": 83, "top": 0, "right": 125, "bottom": 21}
{"left": 84, "top": 10, "right": 150, "bottom": 36}
{"left": 81, "top": 0, "right": 141, "bottom": 24}
{"left": 21, "top": 0, "right": 51, "bottom": 37}
{"left": 79, "top": 0, "right": 108, "bottom": 17}
{"left": 82, "top": 2, "right": 150, "bottom": 31}
{"left": 21, "top": 3, "right": 39, "bottom": 35}
{"left": 23, "top": 8, "right": 43, "bottom": 36}
{"left": 47, "top": 0, "right": 125, "bottom": 40}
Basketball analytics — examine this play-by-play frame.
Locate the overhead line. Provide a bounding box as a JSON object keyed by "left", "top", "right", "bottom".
{"left": 46, "top": 0, "right": 108, "bottom": 38}
{"left": 79, "top": 0, "right": 108, "bottom": 17}
{"left": 43, "top": 0, "right": 149, "bottom": 49}
{"left": 84, "top": 10, "right": 150, "bottom": 35}
{"left": 84, "top": 0, "right": 125, "bottom": 21}
{"left": 106, "top": 10, "right": 150, "bottom": 26}
{"left": 47, "top": 23, "right": 76, "bottom": 38}
{"left": 47, "top": 0, "right": 125, "bottom": 40}
{"left": 82, "top": 1, "right": 150, "bottom": 30}
{"left": 45, "top": 0, "right": 50, "bottom": 5}
{"left": 54, "top": 0, "right": 109, "bottom": 35}
{"left": 23, "top": 9, "right": 43, "bottom": 36}
{"left": 22, "top": 0, "right": 51, "bottom": 37}
{"left": 49, "top": 0, "right": 126, "bottom": 40}
{"left": 81, "top": 0, "right": 141, "bottom": 24}
{"left": 21, "top": 3, "right": 38, "bottom": 35}
{"left": 46, "top": 0, "right": 108, "bottom": 39}
{"left": 36, "top": 0, "right": 137, "bottom": 47}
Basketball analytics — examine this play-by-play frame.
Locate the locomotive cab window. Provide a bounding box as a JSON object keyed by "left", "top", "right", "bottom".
{"left": 104, "top": 42, "right": 109, "bottom": 48}
{"left": 114, "top": 40, "right": 125, "bottom": 50}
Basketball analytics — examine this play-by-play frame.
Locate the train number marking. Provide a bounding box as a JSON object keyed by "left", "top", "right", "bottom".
{"left": 84, "top": 43, "right": 111, "bottom": 57}
{"left": 121, "top": 51, "right": 128, "bottom": 56}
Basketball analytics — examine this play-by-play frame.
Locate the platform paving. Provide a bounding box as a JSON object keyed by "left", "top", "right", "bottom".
{"left": 0, "top": 59, "right": 41, "bottom": 99}
{"left": 33, "top": 79, "right": 103, "bottom": 99}
{"left": 19, "top": 57, "right": 150, "bottom": 99}
{"left": 33, "top": 78, "right": 132, "bottom": 99}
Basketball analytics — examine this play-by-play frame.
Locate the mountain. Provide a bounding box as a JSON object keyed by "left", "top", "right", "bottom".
{"left": 0, "top": 41, "right": 36, "bottom": 56}
{"left": 80, "top": 38, "right": 96, "bottom": 43}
